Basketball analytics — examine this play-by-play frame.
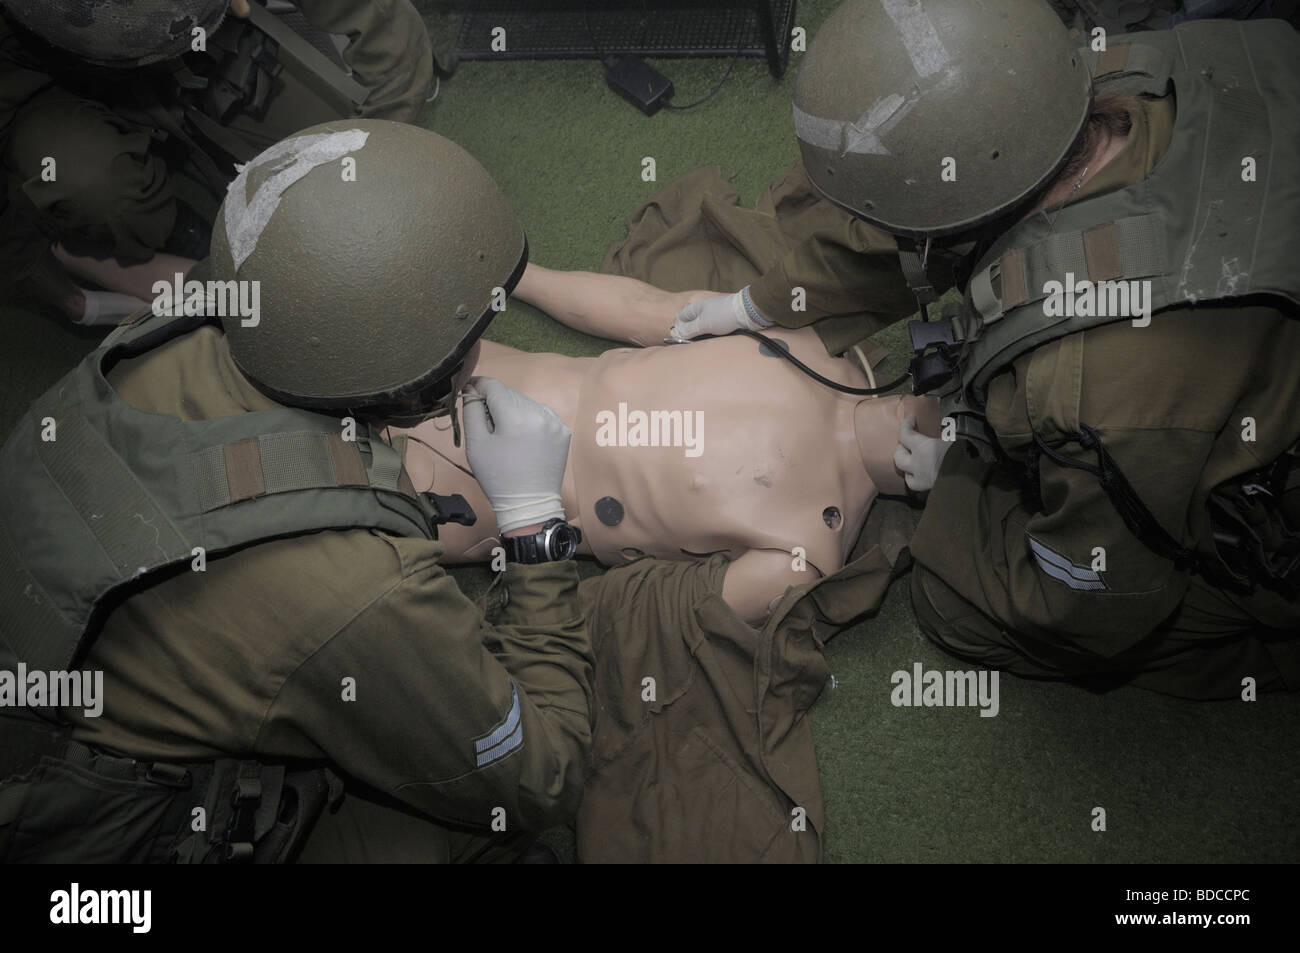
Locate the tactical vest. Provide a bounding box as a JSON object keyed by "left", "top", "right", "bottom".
{"left": 903, "top": 19, "right": 1300, "bottom": 589}
{"left": 0, "top": 307, "right": 439, "bottom": 676}
{"left": 915, "top": 19, "right": 1300, "bottom": 450}
{"left": 0, "top": 308, "right": 451, "bottom": 862}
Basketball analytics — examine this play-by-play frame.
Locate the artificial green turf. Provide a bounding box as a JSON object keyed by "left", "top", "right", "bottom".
{"left": 414, "top": 0, "right": 1298, "bottom": 863}
{"left": 1, "top": 0, "right": 1292, "bottom": 865}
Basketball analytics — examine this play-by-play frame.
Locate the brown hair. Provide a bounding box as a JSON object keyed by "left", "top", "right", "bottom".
{"left": 1053, "top": 94, "right": 1145, "bottom": 186}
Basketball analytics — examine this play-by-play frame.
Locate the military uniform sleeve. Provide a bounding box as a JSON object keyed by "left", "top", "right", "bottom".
{"left": 912, "top": 317, "right": 1238, "bottom": 659}
{"left": 745, "top": 167, "right": 919, "bottom": 329}
{"left": 295, "top": 0, "right": 434, "bottom": 122}
{"left": 916, "top": 432, "right": 1197, "bottom": 659}
{"left": 254, "top": 535, "right": 593, "bottom": 833}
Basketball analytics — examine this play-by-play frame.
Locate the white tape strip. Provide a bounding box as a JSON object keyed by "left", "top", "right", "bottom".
{"left": 880, "top": 0, "right": 950, "bottom": 78}
{"left": 224, "top": 128, "right": 370, "bottom": 271}
{"left": 793, "top": 91, "right": 915, "bottom": 157}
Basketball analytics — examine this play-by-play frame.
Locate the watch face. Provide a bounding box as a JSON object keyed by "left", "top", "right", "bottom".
{"left": 546, "top": 523, "right": 579, "bottom": 560}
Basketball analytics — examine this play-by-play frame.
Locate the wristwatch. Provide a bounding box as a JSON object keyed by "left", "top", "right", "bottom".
{"left": 501, "top": 518, "right": 583, "bottom": 564}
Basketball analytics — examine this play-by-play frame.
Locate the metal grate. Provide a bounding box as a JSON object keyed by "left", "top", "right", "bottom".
{"left": 450, "top": 1, "right": 798, "bottom": 76}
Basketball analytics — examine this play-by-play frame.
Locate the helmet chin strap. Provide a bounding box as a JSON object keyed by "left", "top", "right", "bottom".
{"left": 897, "top": 237, "right": 939, "bottom": 321}
{"left": 402, "top": 390, "right": 463, "bottom": 445}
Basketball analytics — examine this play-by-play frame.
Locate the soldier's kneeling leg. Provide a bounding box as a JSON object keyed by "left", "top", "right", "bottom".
{"left": 910, "top": 564, "right": 1105, "bottom": 681}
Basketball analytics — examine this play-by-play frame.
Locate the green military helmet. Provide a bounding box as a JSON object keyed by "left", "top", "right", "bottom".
{"left": 209, "top": 118, "right": 528, "bottom": 423}
{"left": 793, "top": 0, "right": 1093, "bottom": 238}
{"left": 0, "top": 0, "right": 230, "bottom": 67}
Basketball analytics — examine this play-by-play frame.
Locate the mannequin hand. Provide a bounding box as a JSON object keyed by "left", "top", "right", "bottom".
{"left": 893, "top": 414, "right": 952, "bottom": 492}
{"left": 671, "top": 289, "right": 769, "bottom": 341}
{"left": 461, "top": 377, "right": 570, "bottom": 533}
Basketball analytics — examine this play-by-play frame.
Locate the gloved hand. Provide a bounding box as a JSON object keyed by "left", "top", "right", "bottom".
{"left": 461, "top": 377, "right": 571, "bottom": 534}
{"left": 671, "top": 287, "right": 771, "bottom": 341}
{"left": 893, "top": 414, "right": 952, "bottom": 492}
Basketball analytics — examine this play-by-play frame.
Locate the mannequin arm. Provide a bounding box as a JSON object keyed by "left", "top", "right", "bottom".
{"left": 513, "top": 263, "right": 713, "bottom": 347}
{"left": 52, "top": 245, "right": 197, "bottom": 304}
{"left": 720, "top": 548, "right": 819, "bottom": 625}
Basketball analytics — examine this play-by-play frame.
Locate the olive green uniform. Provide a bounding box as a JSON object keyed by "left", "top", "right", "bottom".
{"left": 742, "top": 161, "right": 915, "bottom": 343}
{"left": 909, "top": 95, "right": 1300, "bottom": 699}
{"left": 571, "top": 546, "right": 899, "bottom": 864}
{"left": 45, "top": 325, "right": 594, "bottom": 861}
{"left": 606, "top": 79, "right": 1299, "bottom": 699}
{"left": 0, "top": 1, "right": 433, "bottom": 282}
{"left": 600, "top": 158, "right": 916, "bottom": 356}
{"left": 6, "top": 318, "right": 894, "bottom": 863}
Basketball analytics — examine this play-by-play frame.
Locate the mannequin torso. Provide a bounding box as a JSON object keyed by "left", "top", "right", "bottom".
{"left": 398, "top": 326, "right": 937, "bottom": 620}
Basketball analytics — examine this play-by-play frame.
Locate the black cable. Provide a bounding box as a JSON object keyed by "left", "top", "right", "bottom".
{"left": 582, "top": 2, "right": 621, "bottom": 68}
{"left": 695, "top": 328, "right": 912, "bottom": 396}
{"left": 584, "top": 0, "right": 738, "bottom": 111}
{"left": 662, "top": 54, "right": 738, "bottom": 110}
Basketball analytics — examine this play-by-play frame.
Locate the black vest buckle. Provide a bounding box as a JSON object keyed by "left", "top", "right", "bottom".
{"left": 424, "top": 493, "right": 478, "bottom": 528}
{"left": 908, "top": 315, "right": 961, "bottom": 395}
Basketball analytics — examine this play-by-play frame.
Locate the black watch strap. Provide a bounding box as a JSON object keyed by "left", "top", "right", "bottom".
{"left": 502, "top": 532, "right": 543, "bottom": 564}
{"left": 501, "top": 519, "right": 581, "bottom": 564}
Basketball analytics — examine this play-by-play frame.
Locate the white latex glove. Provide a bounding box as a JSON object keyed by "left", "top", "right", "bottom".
{"left": 671, "top": 287, "right": 770, "bottom": 341}
{"left": 461, "top": 377, "right": 571, "bottom": 533}
{"left": 893, "top": 414, "right": 952, "bottom": 492}
{"left": 76, "top": 288, "right": 150, "bottom": 326}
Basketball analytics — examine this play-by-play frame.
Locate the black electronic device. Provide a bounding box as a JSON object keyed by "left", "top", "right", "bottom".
{"left": 604, "top": 54, "right": 674, "bottom": 114}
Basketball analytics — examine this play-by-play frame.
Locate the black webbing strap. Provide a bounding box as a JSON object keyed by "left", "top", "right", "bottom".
{"left": 0, "top": 725, "right": 334, "bottom": 863}
{"left": 133, "top": 87, "right": 233, "bottom": 193}
{"left": 1205, "top": 440, "right": 1300, "bottom": 596}
{"left": 1031, "top": 422, "right": 1197, "bottom": 571}
{"left": 0, "top": 709, "right": 67, "bottom": 790}
{"left": 244, "top": 2, "right": 369, "bottom": 109}
{"left": 898, "top": 243, "right": 939, "bottom": 306}
{"left": 185, "top": 105, "right": 264, "bottom": 165}
{"left": 222, "top": 761, "right": 266, "bottom": 862}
